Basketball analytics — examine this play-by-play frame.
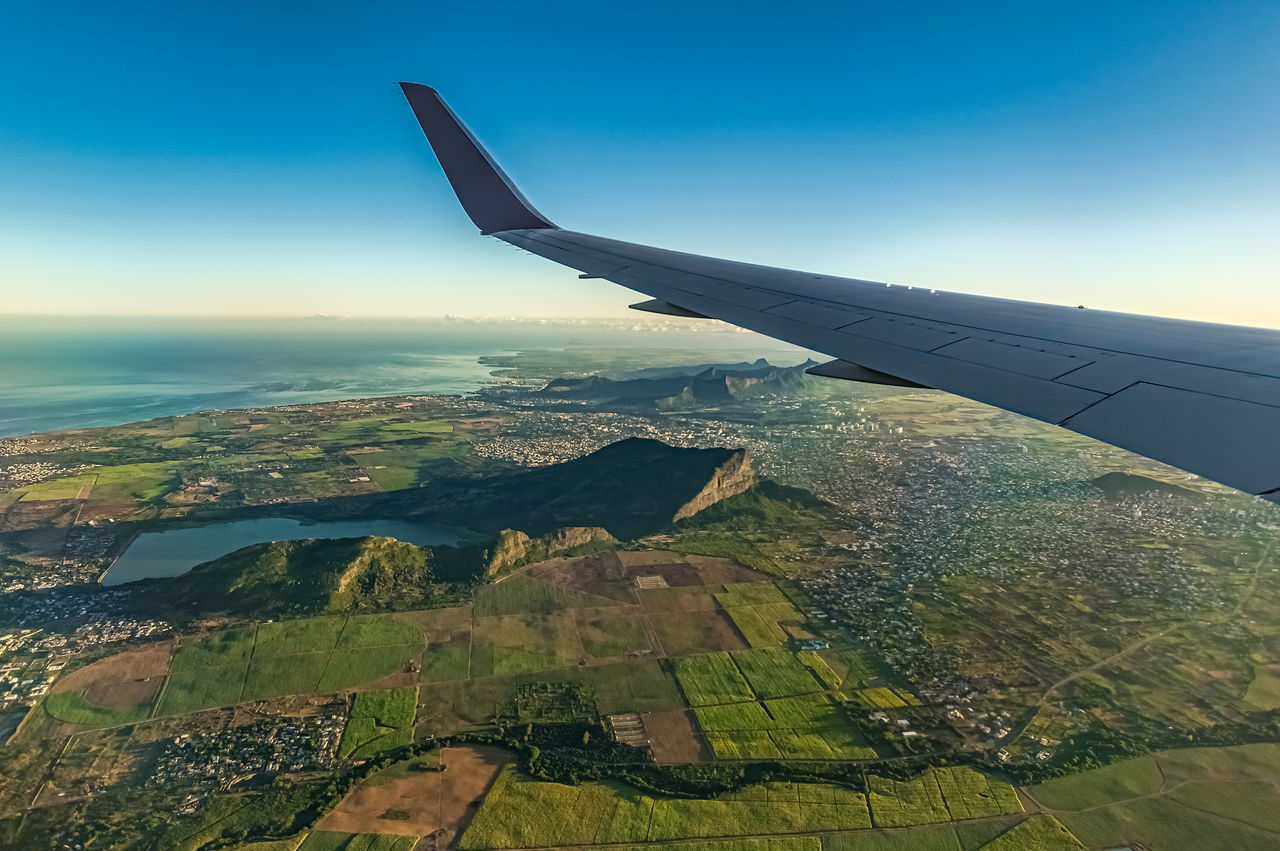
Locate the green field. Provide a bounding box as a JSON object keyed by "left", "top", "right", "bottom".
{"left": 731, "top": 649, "right": 823, "bottom": 699}
{"left": 298, "top": 832, "right": 417, "bottom": 851}
{"left": 867, "top": 767, "right": 1022, "bottom": 828}
{"left": 796, "top": 651, "right": 841, "bottom": 690}
{"left": 978, "top": 816, "right": 1082, "bottom": 850}
{"left": 338, "top": 686, "right": 418, "bottom": 760}
{"left": 155, "top": 616, "right": 424, "bottom": 715}
{"left": 673, "top": 652, "right": 756, "bottom": 706}
{"left": 473, "top": 574, "right": 622, "bottom": 617}
{"left": 42, "top": 690, "right": 153, "bottom": 726}
{"left": 157, "top": 668, "right": 248, "bottom": 716}
{"left": 1028, "top": 743, "right": 1280, "bottom": 850}
{"left": 169, "top": 628, "right": 258, "bottom": 671}
{"left": 256, "top": 618, "right": 347, "bottom": 656}
{"left": 419, "top": 637, "right": 471, "bottom": 682}
{"left": 715, "top": 584, "right": 803, "bottom": 648}
{"left": 458, "top": 768, "right": 873, "bottom": 848}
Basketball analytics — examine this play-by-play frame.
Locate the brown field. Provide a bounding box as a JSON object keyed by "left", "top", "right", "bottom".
{"left": 616, "top": 550, "right": 687, "bottom": 567}
{"left": 51, "top": 642, "right": 174, "bottom": 695}
{"left": 318, "top": 745, "right": 509, "bottom": 845}
{"left": 645, "top": 709, "right": 712, "bottom": 763}
{"left": 649, "top": 610, "right": 748, "bottom": 656}
{"left": 84, "top": 678, "right": 163, "bottom": 711}
{"left": 637, "top": 586, "right": 719, "bottom": 614}
{"left": 631, "top": 561, "right": 705, "bottom": 587}
{"left": 528, "top": 552, "right": 634, "bottom": 602}
{"left": 684, "top": 554, "right": 770, "bottom": 585}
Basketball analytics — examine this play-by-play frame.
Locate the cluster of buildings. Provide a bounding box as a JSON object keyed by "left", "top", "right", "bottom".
{"left": 147, "top": 712, "right": 345, "bottom": 788}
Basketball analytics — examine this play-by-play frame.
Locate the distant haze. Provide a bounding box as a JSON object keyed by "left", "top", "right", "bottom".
{"left": 0, "top": 316, "right": 811, "bottom": 437}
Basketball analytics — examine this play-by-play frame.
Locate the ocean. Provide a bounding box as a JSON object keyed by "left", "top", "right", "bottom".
{"left": 0, "top": 316, "right": 808, "bottom": 437}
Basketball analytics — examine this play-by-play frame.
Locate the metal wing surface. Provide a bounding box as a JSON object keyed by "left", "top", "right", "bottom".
{"left": 400, "top": 83, "right": 1280, "bottom": 504}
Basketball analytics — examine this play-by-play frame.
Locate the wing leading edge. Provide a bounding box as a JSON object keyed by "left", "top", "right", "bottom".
{"left": 398, "top": 83, "right": 1280, "bottom": 505}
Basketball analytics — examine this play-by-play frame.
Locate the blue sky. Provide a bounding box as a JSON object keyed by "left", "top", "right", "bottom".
{"left": 2, "top": 1, "right": 1277, "bottom": 325}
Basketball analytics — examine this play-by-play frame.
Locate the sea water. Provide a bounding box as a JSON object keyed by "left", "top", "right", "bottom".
{"left": 0, "top": 316, "right": 808, "bottom": 437}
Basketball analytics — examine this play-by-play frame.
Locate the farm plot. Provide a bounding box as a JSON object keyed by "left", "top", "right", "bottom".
{"left": 866, "top": 767, "right": 1021, "bottom": 828}
{"left": 730, "top": 649, "right": 822, "bottom": 699}
{"left": 473, "top": 574, "right": 621, "bottom": 617}
{"left": 255, "top": 617, "right": 346, "bottom": 656}
{"left": 581, "top": 659, "right": 686, "bottom": 714}
{"left": 574, "top": 608, "right": 652, "bottom": 658}
{"left": 850, "top": 686, "right": 920, "bottom": 710}
{"left": 818, "top": 647, "right": 883, "bottom": 688}
{"left": 714, "top": 584, "right": 806, "bottom": 648}
{"left": 458, "top": 767, "right": 872, "bottom": 848}
{"left": 169, "top": 628, "right": 257, "bottom": 671}
{"left": 503, "top": 681, "right": 596, "bottom": 724}
{"left": 157, "top": 615, "right": 425, "bottom": 715}
{"left": 695, "top": 694, "right": 876, "bottom": 761}
{"left": 797, "top": 650, "right": 841, "bottom": 690}
{"left": 156, "top": 667, "right": 247, "bottom": 716}
{"left": 673, "top": 653, "right": 756, "bottom": 706}
{"left": 470, "top": 611, "right": 582, "bottom": 677}
{"left": 318, "top": 746, "right": 508, "bottom": 845}
{"left": 716, "top": 583, "right": 788, "bottom": 607}
{"left": 648, "top": 609, "right": 747, "bottom": 655}
{"left": 419, "top": 634, "right": 471, "bottom": 683}
{"left": 338, "top": 686, "right": 419, "bottom": 760}
{"left": 44, "top": 642, "right": 173, "bottom": 727}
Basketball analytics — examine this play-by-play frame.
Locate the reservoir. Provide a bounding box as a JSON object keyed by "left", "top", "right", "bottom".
{"left": 101, "top": 517, "right": 460, "bottom": 586}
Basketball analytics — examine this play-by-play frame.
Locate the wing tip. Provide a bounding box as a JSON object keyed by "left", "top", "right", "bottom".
{"left": 398, "top": 81, "right": 437, "bottom": 95}
{"left": 399, "top": 82, "right": 556, "bottom": 234}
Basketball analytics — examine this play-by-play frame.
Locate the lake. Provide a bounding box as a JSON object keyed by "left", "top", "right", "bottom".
{"left": 100, "top": 516, "right": 461, "bottom": 586}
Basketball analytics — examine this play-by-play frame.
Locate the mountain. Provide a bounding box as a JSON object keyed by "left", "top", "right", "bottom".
{"left": 626, "top": 358, "right": 773, "bottom": 379}
{"left": 1087, "top": 472, "right": 1198, "bottom": 500}
{"left": 411, "top": 437, "right": 757, "bottom": 539}
{"left": 126, "top": 439, "right": 767, "bottom": 619}
{"left": 538, "top": 361, "right": 817, "bottom": 409}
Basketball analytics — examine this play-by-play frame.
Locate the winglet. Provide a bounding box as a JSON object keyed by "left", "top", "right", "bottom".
{"left": 399, "top": 83, "right": 556, "bottom": 234}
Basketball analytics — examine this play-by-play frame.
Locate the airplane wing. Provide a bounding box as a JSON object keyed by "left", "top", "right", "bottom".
{"left": 400, "top": 82, "right": 1280, "bottom": 505}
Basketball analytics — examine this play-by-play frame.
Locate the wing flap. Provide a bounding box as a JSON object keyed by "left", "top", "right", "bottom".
{"left": 1062, "top": 383, "right": 1280, "bottom": 495}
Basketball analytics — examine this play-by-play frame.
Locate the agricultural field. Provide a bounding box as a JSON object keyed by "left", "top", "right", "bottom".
{"left": 503, "top": 681, "right": 597, "bottom": 724}
{"left": 1027, "top": 743, "right": 1280, "bottom": 849}
{"left": 731, "top": 648, "right": 824, "bottom": 699}
{"left": 673, "top": 653, "right": 757, "bottom": 706}
{"left": 297, "top": 833, "right": 417, "bottom": 851}
{"left": 866, "top": 767, "right": 1022, "bottom": 828}
{"left": 459, "top": 764, "right": 1026, "bottom": 849}
{"left": 40, "top": 614, "right": 425, "bottom": 727}
{"left": 672, "top": 648, "right": 875, "bottom": 761}
{"left": 338, "top": 686, "right": 419, "bottom": 760}
{"left": 318, "top": 746, "right": 508, "bottom": 846}
{"left": 714, "top": 583, "right": 807, "bottom": 648}
{"left": 42, "top": 643, "right": 173, "bottom": 727}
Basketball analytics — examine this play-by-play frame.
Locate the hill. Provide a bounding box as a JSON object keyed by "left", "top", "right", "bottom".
{"left": 539, "top": 361, "right": 816, "bottom": 409}
{"left": 1087, "top": 472, "right": 1197, "bottom": 500}
{"left": 412, "top": 437, "right": 757, "bottom": 539}
{"left": 130, "top": 536, "right": 440, "bottom": 619}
